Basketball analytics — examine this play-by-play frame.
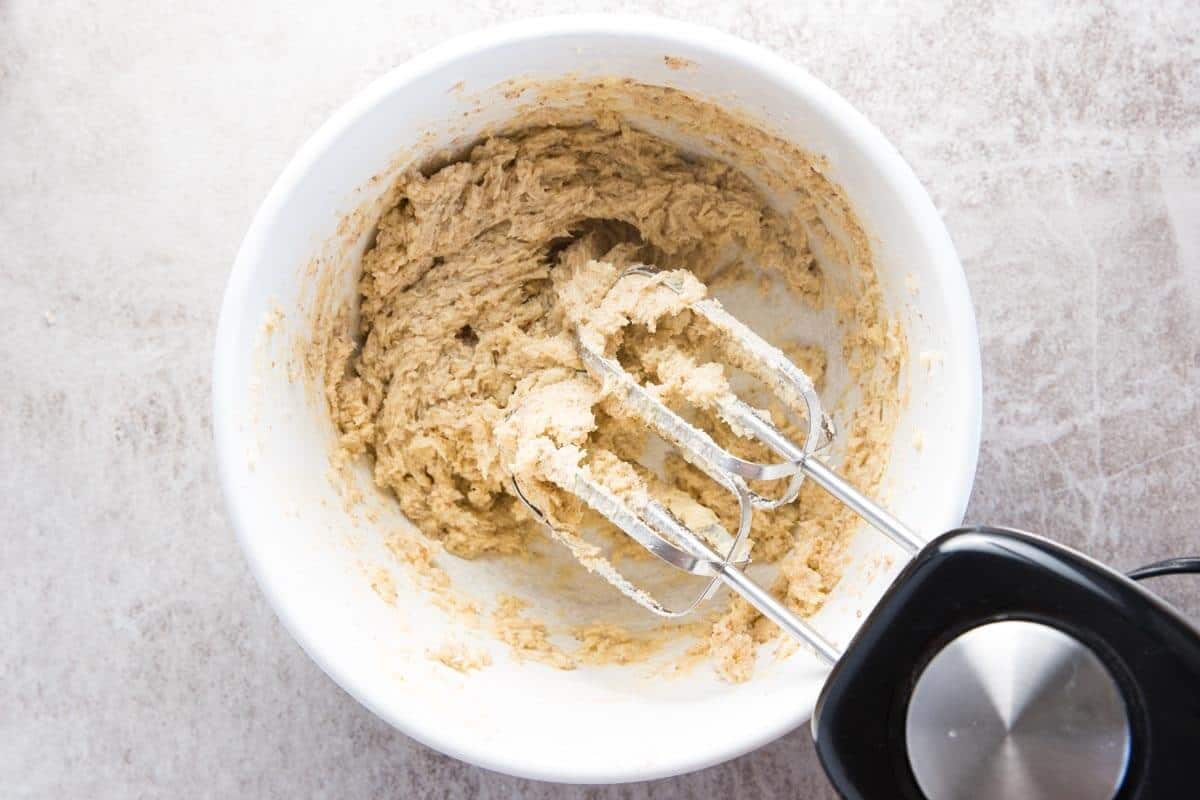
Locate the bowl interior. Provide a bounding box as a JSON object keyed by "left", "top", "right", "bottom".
{"left": 214, "top": 19, "right": 979, "bottom": 783}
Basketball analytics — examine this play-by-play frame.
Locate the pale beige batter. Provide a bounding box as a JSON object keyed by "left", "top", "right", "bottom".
{"left": 429, "top": 641, "right": 493, "bottom": 673}
{"left": 320, "top": 80, "right": 903, "bottom": 681}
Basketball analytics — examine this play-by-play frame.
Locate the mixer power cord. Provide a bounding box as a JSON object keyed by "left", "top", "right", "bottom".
{"left": 1127, "top": 556, "right": 1200, "bottom": 581}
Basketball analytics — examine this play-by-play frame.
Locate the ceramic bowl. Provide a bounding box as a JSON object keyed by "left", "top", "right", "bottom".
{"left": 213, "top": 15, "right": 980, "bottom": 783}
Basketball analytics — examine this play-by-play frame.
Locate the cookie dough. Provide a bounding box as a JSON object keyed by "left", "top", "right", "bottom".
{"left": 321, "top": 82, "right": 902, "bottom": 681}
{"left": 429, "top": 641, "right": 493, "bottom": 673}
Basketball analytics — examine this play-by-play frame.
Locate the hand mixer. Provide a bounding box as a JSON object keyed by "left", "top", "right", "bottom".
{"left": 513, "top": 266, "right": 1200, "bottom": 800}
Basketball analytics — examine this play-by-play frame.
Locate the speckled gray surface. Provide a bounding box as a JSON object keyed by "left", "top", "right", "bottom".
{"left": 2, "top": 1, "right": 1198, "bottom": 796}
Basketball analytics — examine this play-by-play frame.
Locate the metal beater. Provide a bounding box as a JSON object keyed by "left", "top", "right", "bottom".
{"left": 512, "top": 265, "right": 922, "bottom": 666}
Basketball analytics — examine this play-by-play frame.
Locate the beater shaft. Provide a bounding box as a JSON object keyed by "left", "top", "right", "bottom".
{"left": 650, "top": 500, "right": 841, "bottom": 665}
{"left": 716, "top": 559, "right": 840, "bottom": 665}
{"left": 721, "top": 393, "right": 923, "bottom": 555}
{"left": 803, "top": 459, "right": 922, "bottom": 556}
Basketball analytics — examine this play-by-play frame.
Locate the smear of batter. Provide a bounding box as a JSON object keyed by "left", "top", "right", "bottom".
{"left": 320, "top": 82, "right": 902, "bottom": 681}
{"left": 429, "top": 641, "right": 493, "bottom": 673}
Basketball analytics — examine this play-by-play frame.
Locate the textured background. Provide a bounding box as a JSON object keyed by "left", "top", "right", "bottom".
{"left": 2, "top": 1, "right": 1198, "bottom": 797}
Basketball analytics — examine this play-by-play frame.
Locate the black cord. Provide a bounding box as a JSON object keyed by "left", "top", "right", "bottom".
{"left": 1127, "top": 556, "right": 1200, "bottom": 581}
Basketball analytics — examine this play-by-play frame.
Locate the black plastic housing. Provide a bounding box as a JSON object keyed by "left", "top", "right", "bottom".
{"left": 812, "top": 526, "right": 1200, "bottom": 799}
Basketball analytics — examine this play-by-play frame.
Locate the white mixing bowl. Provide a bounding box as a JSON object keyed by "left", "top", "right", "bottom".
{"left": 213, "top": 15, "right": 980, "bottom": 783}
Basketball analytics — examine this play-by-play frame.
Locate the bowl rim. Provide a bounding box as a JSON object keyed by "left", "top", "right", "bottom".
{"left": 213, "top": 13, "right": 982, "bottom": 784}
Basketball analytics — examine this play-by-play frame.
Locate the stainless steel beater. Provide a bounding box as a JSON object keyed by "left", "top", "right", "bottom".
{"left": 513, "top": 265, "right": 923, "bottom": 666}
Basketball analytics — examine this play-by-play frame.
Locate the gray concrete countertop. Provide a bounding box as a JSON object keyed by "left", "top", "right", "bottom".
{"left": 3, "top": 1, "right": 1197, "bottom": 797}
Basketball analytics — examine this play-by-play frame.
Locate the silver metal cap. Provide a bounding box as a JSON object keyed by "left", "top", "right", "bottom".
{"left": 905, "top": 620, "right": 1130, "bottom": 800}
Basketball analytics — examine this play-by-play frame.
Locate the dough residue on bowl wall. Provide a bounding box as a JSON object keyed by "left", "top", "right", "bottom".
{"left": 301, "top": 78, "right": 904, "bottom": 682}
